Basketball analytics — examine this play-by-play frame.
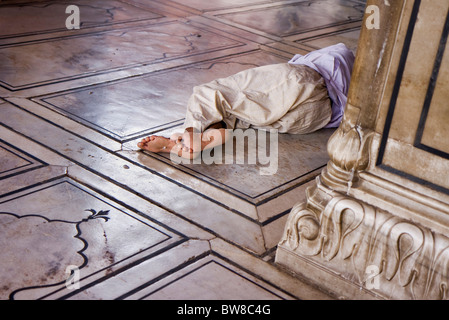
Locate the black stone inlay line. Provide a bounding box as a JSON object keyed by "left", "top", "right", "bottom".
{"left": 0, "top": 139, "right": 47, "bottom": 180}
{"left": 413, "top": 7, "right": 449, "bottom": 160}
{"left": 376, "top": 0, "right": 421, "bottom": 166}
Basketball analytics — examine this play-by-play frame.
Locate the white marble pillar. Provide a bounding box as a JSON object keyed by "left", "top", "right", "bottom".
{"left": 276, "top": 0, "right": 449, "bottom": 300}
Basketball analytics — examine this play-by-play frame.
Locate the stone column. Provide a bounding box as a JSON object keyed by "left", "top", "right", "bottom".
{"left": 276, "top": 0, "right": 449, "bottom": 300}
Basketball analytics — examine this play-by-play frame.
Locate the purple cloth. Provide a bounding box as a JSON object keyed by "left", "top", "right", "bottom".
{"left": 289, "top": 43, "right": 355, "bottom": 128}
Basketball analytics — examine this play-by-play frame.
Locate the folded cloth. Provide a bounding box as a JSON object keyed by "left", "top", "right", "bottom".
{"left": 289, "top": 43, "right": 355, "bottom": 128}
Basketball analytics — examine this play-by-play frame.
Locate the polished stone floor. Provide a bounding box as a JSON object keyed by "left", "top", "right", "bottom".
{"left": 0, "top": 0, "right": 364, "bottom": 300}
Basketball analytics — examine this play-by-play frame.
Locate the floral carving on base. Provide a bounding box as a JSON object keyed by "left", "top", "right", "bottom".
{"left": 279, "top": 184, "right": 449, "bottom": 300}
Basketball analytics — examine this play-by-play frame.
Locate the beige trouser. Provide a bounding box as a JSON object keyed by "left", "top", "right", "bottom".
{"left": 183, "top": 63, "right": 332, "bottom": 134}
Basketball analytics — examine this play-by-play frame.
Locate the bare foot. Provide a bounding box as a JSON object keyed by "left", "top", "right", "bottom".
{"left": 137, "top": 136, "right": 173, "bottom": 153}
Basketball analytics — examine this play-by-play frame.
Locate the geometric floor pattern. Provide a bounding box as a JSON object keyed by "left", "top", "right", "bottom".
{"left": 0, "top": 0, "right": 365, "bottom": 300}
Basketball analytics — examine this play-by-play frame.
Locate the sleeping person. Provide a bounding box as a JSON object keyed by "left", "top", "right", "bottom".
{"left": 137, "top": 43, "right": 355, "bottom": 159}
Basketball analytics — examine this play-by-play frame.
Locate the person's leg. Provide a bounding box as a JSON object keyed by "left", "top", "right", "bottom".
{"left": 138, "top": 125, "right": 229, "bottom": 158}
{"left": 137, "top": 136, "right": 178, "bottom": 153}
{"left": 138, "top": 135, "right": 200, "bottom": 159}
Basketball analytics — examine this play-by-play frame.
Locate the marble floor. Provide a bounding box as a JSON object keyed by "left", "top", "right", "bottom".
{"left": 0, "top": 0, "right": 364, "bottom": 300}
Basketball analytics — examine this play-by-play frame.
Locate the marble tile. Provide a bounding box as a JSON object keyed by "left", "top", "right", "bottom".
{"left": 210, "top": 238, "right": 333, "bottom": 300}
{"left": 0, "top": 165, "right": 67, "bottom": 198}
{"left": 215, "top": 0, "right": 365, "bottom": 37}
{"left": 183, "top": 130, "right": 333, "bottom": 200}
{"left": 62, "top": 240, "right": 293, "bottom": 300}
{"left": 132, "top": 257, "right": 291, "bottom": 300}
{"left": 0, "top": 177, "right": 184, "bottom": 300}
{"left": 300, "top": 28, "right": 361, "bottom": 53}
{"left": 61, "top": 240, "right": 211, "bottom": 300}
{"left": 34, "top": 50, "right": 287, "bottom": 142}
{"left": 0, "top": 0, "right": 163, "bottom": 38}
{"left": 167, "top": 0, "right": 276, "bottom": 12}
{"left": 0, "top": 118, "right": 80, "bottom": 168}
{"left": 136, "top": 127, "right": 333, "bottom": 203}
{"left": 67, "top": 164, "right": 214, "bottom": 241}
{"left": 0, "top": 21, "right": 242, "bottom": 90}
{"left": 0, "top": 140, "right": 46, "bottom": 179}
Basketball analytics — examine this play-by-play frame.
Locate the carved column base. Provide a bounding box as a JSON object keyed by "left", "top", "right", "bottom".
{"left": 275, "top": 177, "right": 449, "bottom": 300}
